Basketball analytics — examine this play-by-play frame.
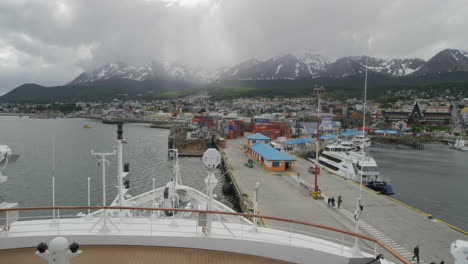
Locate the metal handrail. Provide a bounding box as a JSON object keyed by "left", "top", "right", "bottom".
{"left": 0, "top": 205, "right": 411, "bottom": 264}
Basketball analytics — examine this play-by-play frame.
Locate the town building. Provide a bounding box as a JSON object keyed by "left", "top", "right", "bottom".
{"left": 247, "top": 133, "right": 271, "bottom": 147}
{"left": 383, "top": 102, "right": 451, "bottom": 125}
{"left": 249, "top": 142, "right": 296, "bottom": 171}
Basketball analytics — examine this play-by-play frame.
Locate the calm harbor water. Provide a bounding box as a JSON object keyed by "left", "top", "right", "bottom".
{"left": 371, "top": 143, "right": 468, "bottom": 231}
{"left": 0, "top": 117, "right": 232, "bottom": 216}
{"left": 0, "top": 116, "right": 466, "bottom": 231}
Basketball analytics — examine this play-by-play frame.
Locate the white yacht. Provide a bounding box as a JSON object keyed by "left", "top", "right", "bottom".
{"left": 352, "top": 134, "right": 372, "bottom": 149}
{"left": 0, "top": 124, "right": 407, "bottom": 264}
{"left": 310, "top": 141, "right": 394, "bottom": 195}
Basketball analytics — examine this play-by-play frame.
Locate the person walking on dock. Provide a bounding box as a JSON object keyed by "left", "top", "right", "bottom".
{"left": 331, "top": 197, "right": 335, "bottom": 207}
{"left": 338, "top": 195, "right": 342, "bottom": 208}
{"left": 412, "top": 245, "right": 419, "bottom": 263}
{"left": 327, "top": 198, "right": 331, "bottom": 207}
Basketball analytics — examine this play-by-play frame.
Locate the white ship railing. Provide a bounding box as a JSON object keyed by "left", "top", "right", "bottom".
{"left": 0, "top": 206, "right": 411, "bottom": 264}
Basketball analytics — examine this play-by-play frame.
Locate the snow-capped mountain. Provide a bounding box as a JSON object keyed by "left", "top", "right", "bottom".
{"left": 415, "top": 49, "right": 468, "bottom": 75}
{"left": 217, "top": 54, "right": 329, "bottom": 80}
{"left": 68, "top": 49, "right": 468, "bottom": 85}
{"left": 68, "top": 61, "right": 207, "bottom": 85}
{"left": 300, "top": 53, "right": 329, "bottom": 77}
{"left": 321, "top": 56, "right": 425, "bottom": 78}
{"left": 217, "top": 54, "right": 426, "bottom": 80}
{"left": 365, "top": 57, "right": 425, "bottom": 76}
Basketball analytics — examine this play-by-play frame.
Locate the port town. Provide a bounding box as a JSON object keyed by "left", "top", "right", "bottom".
{"left": 1, "top": 91, "right": 468, "bottom": 263}
{"left": 1, "top": 2, "right": 468, "bottom": 262}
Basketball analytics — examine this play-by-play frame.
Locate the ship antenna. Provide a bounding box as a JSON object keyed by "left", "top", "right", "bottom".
{"left": 116, "top": 123, "right": 128, "bottom": 211}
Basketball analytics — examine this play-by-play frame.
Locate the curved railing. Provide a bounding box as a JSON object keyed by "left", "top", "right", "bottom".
{"left": 0, "top": 206, "right": 411, "bottom": 264}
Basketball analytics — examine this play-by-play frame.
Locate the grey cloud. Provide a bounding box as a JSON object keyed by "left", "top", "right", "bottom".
{"left": 0, "top": 0, "right": 467, "bottom": 94}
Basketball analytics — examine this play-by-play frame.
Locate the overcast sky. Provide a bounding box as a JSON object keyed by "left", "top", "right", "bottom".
{"left": 0, "top": 0, "right": 467, "bottom": 94}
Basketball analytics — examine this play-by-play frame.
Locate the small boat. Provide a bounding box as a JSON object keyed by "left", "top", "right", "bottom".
{"left": 449, "top": 137, "right": 468, "bottom": 151}
{"left": 0, "top": 145, "right": 12, "bottom": 184}
{"left": 83, "top": 124, "right": 91, "bottom": 128}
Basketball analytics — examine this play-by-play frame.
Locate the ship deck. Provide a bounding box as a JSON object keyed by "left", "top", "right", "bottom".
{"left": 0, "top": 245, "right": 292, "bottom": 264}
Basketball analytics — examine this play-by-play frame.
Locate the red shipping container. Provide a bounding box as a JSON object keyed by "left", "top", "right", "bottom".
{"left": 269, "top": 121, "right": 287, "bottom": 127}
{"left": 229, "top": 130, "right": 237, "bottom": 139}
{"left": 254, "top": 125, "right": 268, "bottom": 130}
{"left": 264, "top": 124, "right": 279, "bottom": 129}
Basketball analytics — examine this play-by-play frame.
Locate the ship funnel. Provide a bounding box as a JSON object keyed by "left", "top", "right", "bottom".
{"left": 117, "top": 123, "right": 123, "bottom": 140}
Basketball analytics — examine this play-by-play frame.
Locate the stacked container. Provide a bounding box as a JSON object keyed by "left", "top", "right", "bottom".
{"left": 228, "top": 120, "right": 237, "bottom": 139}
{"left": 234, "top": 120, "right": 245, "bottom": 137}
{"left": 244, "top": 122, "right": 252, "bottom": 132}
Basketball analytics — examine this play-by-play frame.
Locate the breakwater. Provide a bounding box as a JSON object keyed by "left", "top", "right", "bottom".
{"left": 370, "top": 136, "right": 425, "bottom": 149}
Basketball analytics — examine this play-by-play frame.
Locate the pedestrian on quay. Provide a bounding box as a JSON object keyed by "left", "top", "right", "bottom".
{"left": 327, "top": 198, "right": 331, "bottom": 207}
{"left": 338, "top": 195, "right": 342, "bottom": 208}
{"left": 331, "top": 197, "right": 335, "bottom": 207}
{"left": 412, "top": 245, "right": 419, "bottom": 263}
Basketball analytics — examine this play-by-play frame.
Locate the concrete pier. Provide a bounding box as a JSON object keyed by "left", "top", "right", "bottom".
{"left": 220, "top": 136, "right": 466, "bottom": 264}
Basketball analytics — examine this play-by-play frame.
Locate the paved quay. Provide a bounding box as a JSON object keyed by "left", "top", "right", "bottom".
{"left": 221, "top": 136, "right": 466, "bottom": 264}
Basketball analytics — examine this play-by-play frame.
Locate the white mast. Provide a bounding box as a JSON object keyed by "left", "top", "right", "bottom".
{"left": 352, "top": 55, "right": 368, "bottom": 255}
{"left": 360, "top": 55, "right": 368, "bottom": 194}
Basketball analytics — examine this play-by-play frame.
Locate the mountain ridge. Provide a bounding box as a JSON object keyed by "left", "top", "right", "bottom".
{"left": 68, "top": 48, "right": 468, "bottom": 84}
{"left": 2, "top": 48, "right": 468, "bottom": 103}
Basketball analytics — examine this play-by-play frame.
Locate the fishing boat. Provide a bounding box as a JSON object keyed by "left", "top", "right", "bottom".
{"left": 0, "top": 124, "right": 409, "bottom": 264}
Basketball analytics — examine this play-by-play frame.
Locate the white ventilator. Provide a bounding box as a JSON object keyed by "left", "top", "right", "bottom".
{"left": 36, "top": 237, "right": 81, "bottom": 264}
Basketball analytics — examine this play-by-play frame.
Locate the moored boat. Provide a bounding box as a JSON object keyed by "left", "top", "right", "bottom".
{"left": 310, "top": 144, "right": 394, "bottom": 195}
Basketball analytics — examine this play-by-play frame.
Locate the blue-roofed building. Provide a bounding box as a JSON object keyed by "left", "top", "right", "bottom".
{"left": 246, "top": 133, "right": 271, "bottom": 147}
{"left": 249, "top": 143, "right": 296, "bottom": 171}
{"left": 319, "top": 133, "right": 337, "bottom": 140}
{"left": 283, "top": 137, "right": 313, "bottom": 151}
